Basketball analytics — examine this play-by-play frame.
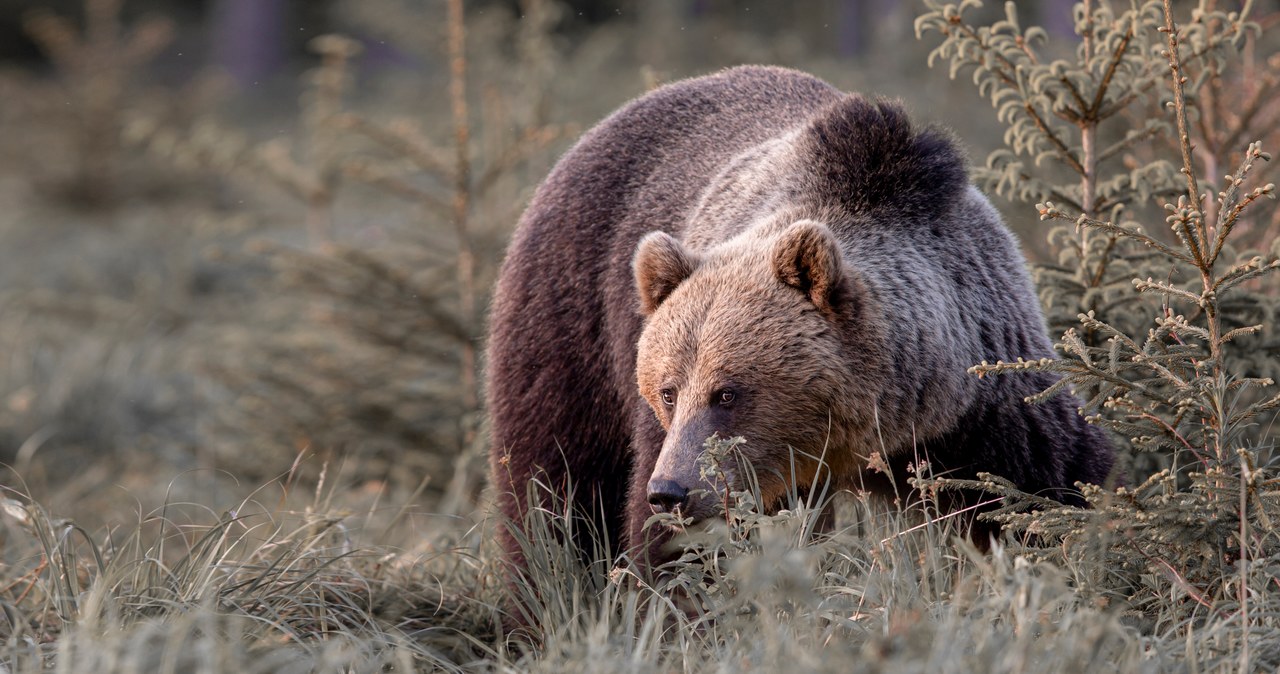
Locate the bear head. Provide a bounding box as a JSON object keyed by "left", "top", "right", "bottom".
{"left": 633, "top": 220, "right": 884, "bottom": 524}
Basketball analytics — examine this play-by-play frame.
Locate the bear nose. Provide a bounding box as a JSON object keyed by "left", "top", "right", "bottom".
{"left": 647, "top": 479, "right": 689, "bottom": 513}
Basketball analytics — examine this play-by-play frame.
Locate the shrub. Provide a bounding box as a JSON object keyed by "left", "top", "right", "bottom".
{"left": 917, "top": 0, "right": 1280, "bottom": 665}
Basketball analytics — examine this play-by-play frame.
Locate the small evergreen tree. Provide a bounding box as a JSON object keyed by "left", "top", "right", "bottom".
{"left": 24, "top": 0, "right": 174, "bottom": 206}
{"left": 917, "top": 0, "right": 1279, "bottom": 656}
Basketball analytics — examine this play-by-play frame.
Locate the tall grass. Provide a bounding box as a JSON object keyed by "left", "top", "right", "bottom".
{"left": 0, "top": 475, "right": 499, "bottom": 672}
{"left": 2, "top": 443, "right": 1275, "bottom": 672}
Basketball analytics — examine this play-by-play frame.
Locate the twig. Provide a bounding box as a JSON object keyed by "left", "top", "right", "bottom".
{"left": 1238, "top": 450, "right": 1251, "bottom": 674}
{"left": 1160, "top": 0, "right": 1208, "bottom": 267}
{"left": 1088, "top": 20, "right": 1135, "bottom": 120}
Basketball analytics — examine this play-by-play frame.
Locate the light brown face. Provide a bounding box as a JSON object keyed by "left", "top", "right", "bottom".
{"left": 633, "top": 222, "right": 871, "bottom": 522}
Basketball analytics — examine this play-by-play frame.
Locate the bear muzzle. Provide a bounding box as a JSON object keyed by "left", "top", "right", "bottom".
{"left": 646, "top": 478, "right": 689, "bottom": 514}
{"left": 648, "top": 416, "right": 732, "bottom": 522}
{"left": 646, "top": 475, "right": 722, "bottom": 524}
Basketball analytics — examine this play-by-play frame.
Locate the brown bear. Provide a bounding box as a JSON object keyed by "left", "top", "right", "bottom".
{"left": 486, "top": 66, "right": 1113, "bottom": 575}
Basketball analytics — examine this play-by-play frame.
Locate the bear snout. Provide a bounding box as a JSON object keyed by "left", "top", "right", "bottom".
{"left": 646, "top": 478, "right": 689, "bottom": 514}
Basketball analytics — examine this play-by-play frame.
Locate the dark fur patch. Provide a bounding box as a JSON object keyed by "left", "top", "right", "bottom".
{"left": 800, "top": 96, "right": 968, "bottom": 220}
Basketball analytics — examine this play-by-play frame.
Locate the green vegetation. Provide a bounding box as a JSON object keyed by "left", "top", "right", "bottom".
{"left": 0, "top": 0, "right": 1276, "bottom": 671}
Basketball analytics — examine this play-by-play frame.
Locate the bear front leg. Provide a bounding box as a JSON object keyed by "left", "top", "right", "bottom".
{"left": 491, "top": 432, "right": 630, "bottom": 571}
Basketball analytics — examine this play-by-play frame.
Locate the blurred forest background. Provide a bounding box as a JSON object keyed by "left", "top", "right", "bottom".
{"left": 0, "top": 0, "right": 1274, "bottom": 529}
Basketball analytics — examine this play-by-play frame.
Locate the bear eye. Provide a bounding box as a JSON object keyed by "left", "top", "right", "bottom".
{"left": 716, "top": 389, "right": 736, "bottom": 406}
{"left": 660, "top": 389, "right": 676, "bottom": 406}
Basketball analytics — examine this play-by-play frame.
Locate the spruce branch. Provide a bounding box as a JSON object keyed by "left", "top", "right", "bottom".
{"left": 1160, "top": 0, "right": 1208, "bottom": 266}
{"left": 1132, "top": 278, "right": 1204, "bottom": 306}
{"left": 1212, "top": 257, "right": 1280, "bottom": 294}
{"left": 1210, "top": 141, "right": 1275, "bottom": 266}
{"left": 473, "top": 125, "right": 570, "bottom": 200}
{"left": 1097, "top": 120, "right": 1166, "bottom": 163}
{"left": 1228, "top": 391, "right": 1280, "bottom": 426}
{"left": 1026, "top": 102, "right": 1087, "bottom": 176}
{"left": 1215, "top": 74, "right": 1279, "bottom": 160}
{"left": 335, "top": 113, "right": 455, "bottom": 181}
{"left": 1087, "top": 235, "right": 1120, "bottom": 287}
{"left": 1037, "top": 201, "right": 1193, "bottom": 263}
{"left": 340, "top": 158, "right": 452, "bottom": 216}
{"left": 1087, "top": 19, "right": 1135, "bottom": 120}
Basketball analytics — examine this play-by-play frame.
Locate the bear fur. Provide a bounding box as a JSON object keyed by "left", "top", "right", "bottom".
{"left": 486, "top": 66, "right": 1113, "bottom": 574}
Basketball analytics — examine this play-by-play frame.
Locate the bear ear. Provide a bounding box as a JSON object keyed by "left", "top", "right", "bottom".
{"left": 772, "top": 220, "right": 848, "bottom": 315}
{"left": 634, "top": 231, "right": 700, "bottom": 315}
